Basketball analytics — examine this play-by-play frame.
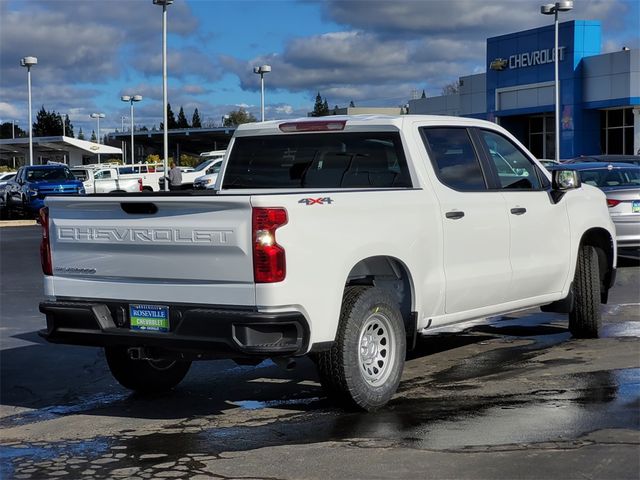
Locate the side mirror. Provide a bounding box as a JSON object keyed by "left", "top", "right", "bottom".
{"left": 552, "top": 169, "right": 581, "bottom": 190}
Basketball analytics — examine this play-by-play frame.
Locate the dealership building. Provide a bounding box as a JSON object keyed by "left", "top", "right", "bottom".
{"left": 409, "top": 20, "right": 639, "bottom": 160}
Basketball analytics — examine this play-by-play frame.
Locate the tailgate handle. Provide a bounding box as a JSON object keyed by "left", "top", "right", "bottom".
{"left": 121, "top": 202, "right": 158, "bottom": 215}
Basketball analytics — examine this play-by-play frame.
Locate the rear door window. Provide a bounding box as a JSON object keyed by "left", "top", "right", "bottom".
{"left": 420, "top": 127, "right": 487, "bottom": 191}
{"left": 222, "top": 132, "right": 411, "bottom": 189}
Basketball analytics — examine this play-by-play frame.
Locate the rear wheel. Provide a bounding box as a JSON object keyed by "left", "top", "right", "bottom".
{"left": 315, "top": 286, "right": 406, "bottom": 411}
{"left": 569, "top": 245, "right": 601, "bottom": 338}
{"left": 105, "top": 346, "right": 191, "bottom": 394}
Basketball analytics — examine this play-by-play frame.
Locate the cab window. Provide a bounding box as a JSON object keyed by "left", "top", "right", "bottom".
{"left": 94, "top": 170, "right": 112, "bottom": 180}
{"left": 480, "top": 130, "right": 541, "bottom": 190}
{"left": 421, "top": 127, "right": 487, "bottom": 191}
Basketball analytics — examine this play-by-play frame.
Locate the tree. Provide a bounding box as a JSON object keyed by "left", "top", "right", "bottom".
{"left": 176, "top": 106, "right": 189, "bottom": 129}
{"left": 223, "top": 108, "right": 257, "bottom": 127}
{"left": 192, "top": 108, "right": 202, "bottom": 128}
{"left": 63, "top": 114, "right": 74, "bottom": 138}
{"left": 77, "top": 127, "right": 85, "bottom": 140}
{"left": 311, "top": 92, "right": 329, "bottom": 117}
{"left": 441, "top": 80, "right": 461, "bottom": 96}
{"left": 33, "top": 106, "right": 64, "bottom": 136}
{"left": 90, "top": 130, "right": 97, "bottom": 142}
{"left": 166, "top": 103, "right": 178, "bottom": 129}
{"left": 349, "top": 100, "right": 355, "bottom": 107}
{"left": 421, "top": 90, "right": 426, "bottom": 99}
{"left": 0, "top": 122, "right": 26, "bottom": 139}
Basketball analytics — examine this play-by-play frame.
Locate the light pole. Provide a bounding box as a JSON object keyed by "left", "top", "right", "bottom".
{"left": 90, "top": 113, "right": 105, "bottom": 163}
{"left": 253, "top": 64, "right": 271, "bottom": 122}
{"left": 541, "top": 1, "right": 573, "bottom": 162}
{"left": 121, "top": 95, "right": 142, "bottom": 164}
{"left": 20, "top": 56, "right": 37, "bottom": 166}
{"left": 154, "top": 0, "right": 173, "bottom": 190}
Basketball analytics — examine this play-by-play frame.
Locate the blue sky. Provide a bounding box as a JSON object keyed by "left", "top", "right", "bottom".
{"left": 1, "top": 0, "right": 638, "bottom": 136}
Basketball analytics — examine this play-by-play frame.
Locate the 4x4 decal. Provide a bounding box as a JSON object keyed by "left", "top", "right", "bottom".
{"left": 298, "top": 197, "right": 334, "bottom": 206}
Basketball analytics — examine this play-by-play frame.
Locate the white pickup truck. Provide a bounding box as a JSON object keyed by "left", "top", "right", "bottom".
{"left": 71, "top": 166, "right": 143, "bottom": 194}
{"left": 39, "top": 116, "right": 616, "bottom": 411}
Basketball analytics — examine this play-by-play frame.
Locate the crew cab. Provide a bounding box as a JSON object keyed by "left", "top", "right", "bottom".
{"left": 38, "top": 116, "right": 616, "bottom": 411}
{"left": 71, "top": 166, "right": 143, "bottom": 194}
{"left": 5, "top": 164, "right": 84, "bottom": 215}
{"left": 159, "top": 154, "right": 226, "bottom": 190}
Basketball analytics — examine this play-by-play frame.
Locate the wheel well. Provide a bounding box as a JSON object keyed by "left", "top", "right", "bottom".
{"left": 345, "top": 256, "right": 414, "bottom": 330}
{"left": 142, "top": 186, "right": 153, "bottom": 192}
{"left": 580, "top": 228, "right": 615, "bottom": 302}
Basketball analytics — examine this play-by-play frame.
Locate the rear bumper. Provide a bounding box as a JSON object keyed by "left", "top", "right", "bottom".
{"left": 39, "top": 300, "right": 309, "bottom": 358}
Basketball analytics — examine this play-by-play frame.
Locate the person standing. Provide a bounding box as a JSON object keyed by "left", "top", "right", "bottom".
{"left": 167, "top": 161, "right": 182, "bottom": 191}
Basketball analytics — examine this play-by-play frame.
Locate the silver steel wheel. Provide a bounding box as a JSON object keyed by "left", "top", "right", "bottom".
{"left": 358, "top": 311, "right": 396, "bottom": 386}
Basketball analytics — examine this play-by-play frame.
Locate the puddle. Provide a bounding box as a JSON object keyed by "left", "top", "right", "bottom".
{"left": 232, "top": 397, "right": 322, "bottom": 410}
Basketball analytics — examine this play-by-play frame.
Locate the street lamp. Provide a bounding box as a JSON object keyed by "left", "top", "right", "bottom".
{"left": 153, "top": 0, "right": 173, "bottom": 190}
{"left": 20, "top": 56, "right": 37, "bottom": 166}
{"left": 90, "top": 112, "right": 105, "bottom": 163}
{"left": 121, "top": 95, "right": 142, "bottom": 164}
{"left": 541, "top": 1, "right": 573, "bottom": 162}
{"left": 253, "top": 64, "right": 271, "bottom": 122}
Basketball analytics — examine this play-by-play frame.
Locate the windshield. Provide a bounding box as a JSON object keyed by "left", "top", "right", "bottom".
{"left": 579, "top": 168, "right": 640, "bottom": 188}
{"left": 26, "top": 168, "right": 75, "bottom": 182}
{"left": 223, "top": 132, "right": 411, "bottom": 189}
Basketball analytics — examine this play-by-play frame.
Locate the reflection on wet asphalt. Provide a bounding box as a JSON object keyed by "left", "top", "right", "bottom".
{"left": 1, "top": 314, "right": 639, "bottom": 479}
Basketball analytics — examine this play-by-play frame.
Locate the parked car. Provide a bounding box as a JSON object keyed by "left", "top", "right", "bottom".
{"left": 4, "top": 164, "right": 85, "bottom": 216}
{"left": 0, "top": 172, "right": 16, "bottom": 186}
{"left": 547, "top": 162, "right": 640, "bottom": 248}
{"left": 564, "top": 155, "right": 640, "bottom": 167}
{"left": 193, "top": 159, "right": 224, "bottom": 190}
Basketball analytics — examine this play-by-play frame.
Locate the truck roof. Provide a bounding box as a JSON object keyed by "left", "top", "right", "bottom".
{"left": 234, "top": 114, "right": 500, "bottom": 136}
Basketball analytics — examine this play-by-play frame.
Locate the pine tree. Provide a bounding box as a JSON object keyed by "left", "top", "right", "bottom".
{"left": 90, "top": 130, "right": 97, "bottom": 142}
{"left": 311, "top": 92, "right": 324, "bottom": 117}
{"left": 192, "top": 108, "right": 202, "bottom": 128}
{"left": 33, "top": 106, "right": 64, "bottom": 136}
{"left": 177, "top": 106, "right": 189, "bottom": 129}
{"left": 421, "top": 89, "right": 426, "bottom": 99}
{"left": 322, "top": 99, "right": 329, "bottom": 116}
{"left": 64, "top": 114, "right": 74, "bottom": 138}
{"left": 167, "top": 103, "right": 178, "bottom": 129}
{"left": 349, "top": 100, "right": 355, "bottom": 107}
{"left": 77, "top": 127, "right": 85, "bottom": 140}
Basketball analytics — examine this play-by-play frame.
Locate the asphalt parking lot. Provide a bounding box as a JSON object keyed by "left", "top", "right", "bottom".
{"left": 1, "top": 225, "right": 639, "bottom": 479}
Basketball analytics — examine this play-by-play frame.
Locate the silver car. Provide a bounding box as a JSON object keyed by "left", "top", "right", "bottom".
{"left": 551, "top": 162, "right": 640, "bottom": 248}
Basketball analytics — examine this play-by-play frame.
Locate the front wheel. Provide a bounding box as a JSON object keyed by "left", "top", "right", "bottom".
{"left": 315, "top": 286, "right": 406, "bottom": 411}
{"left": 105, "top": 347, "right": 191, "bottom": 394}
{"left": 569, "top": 245, "right": 601, "bottom": 338}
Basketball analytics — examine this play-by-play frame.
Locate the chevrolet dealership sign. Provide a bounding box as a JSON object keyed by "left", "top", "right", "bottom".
{"left": 491, "top": 46, "right": 566, "bottom": 71}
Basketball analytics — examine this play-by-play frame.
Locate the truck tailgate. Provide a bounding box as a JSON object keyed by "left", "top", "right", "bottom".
{"left": 46, "top": 196, "right": 255, "bottom": 306}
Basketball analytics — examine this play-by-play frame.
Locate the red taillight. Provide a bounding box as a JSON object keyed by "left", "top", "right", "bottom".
{"left": 138, "top": 178, "right": 143, "bottom": 192}
{"left": 39, "top": 207, "right": 52, "bottom": 275}
{"left": 607, "top": 199, "right": 621, "bottom": 208}
{"left": 279, "top": 120, "right": 346, "bottom": 132}
{"left": 252, "top": 207, "right": 287, "bottom": 283}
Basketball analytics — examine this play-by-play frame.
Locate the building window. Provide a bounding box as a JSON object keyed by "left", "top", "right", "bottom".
{"left": 601, "top": 108, "right": 634, "bottom": 154}
{"left": 528, "top": 114, "right": 554, "bottom": 160}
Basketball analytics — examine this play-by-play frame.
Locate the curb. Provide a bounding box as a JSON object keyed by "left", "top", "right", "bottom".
{"left": 0, "top": 220, "right": 38, "bottom": 227}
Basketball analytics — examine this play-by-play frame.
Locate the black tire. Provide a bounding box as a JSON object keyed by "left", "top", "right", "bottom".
{"left": 315, "top": 286, "right": 406, "bottom": 411}
{"left": 105, "top": 346, "right": 191, "bottom": 394}
{"left": 569, "top": 245, "right": 601, "bottom": 338}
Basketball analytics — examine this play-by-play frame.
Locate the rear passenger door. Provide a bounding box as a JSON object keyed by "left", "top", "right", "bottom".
{"left": 475, "top": 128, "right": 571, "bottom": 301}
{"left": 420, "top": 127, "right": 512, "bottom": 315}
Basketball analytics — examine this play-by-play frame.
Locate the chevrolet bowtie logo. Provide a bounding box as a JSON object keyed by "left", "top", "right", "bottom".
{"left": 490, "top": 58, "right": 508, "bottom": 71}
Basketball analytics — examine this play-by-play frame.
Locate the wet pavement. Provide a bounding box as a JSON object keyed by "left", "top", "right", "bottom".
{"left": 1, "top": 227, "right": 639, "bottom": 479}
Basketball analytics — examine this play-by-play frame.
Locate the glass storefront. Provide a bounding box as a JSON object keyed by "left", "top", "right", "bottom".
{"left": 600, "top": 108, "right": 634, "bottom": 155}
{"left": 528, "top": 114, "right": 555, "bottom": 159}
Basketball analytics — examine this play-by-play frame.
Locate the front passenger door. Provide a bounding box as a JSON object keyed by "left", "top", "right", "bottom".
{"left": 477, "top": 129, "right": 571, "bottom": 301}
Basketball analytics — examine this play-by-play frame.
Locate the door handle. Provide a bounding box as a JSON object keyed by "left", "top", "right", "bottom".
{"left": 445, "top": 210, "right": 465, "bottom": 220}
{"left": 510, "top": 207, "right": 527, "bottom": 215}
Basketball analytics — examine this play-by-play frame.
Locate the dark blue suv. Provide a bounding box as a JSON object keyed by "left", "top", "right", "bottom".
{"left": 4, "top": 164, "right": 85, "bottom": 216}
